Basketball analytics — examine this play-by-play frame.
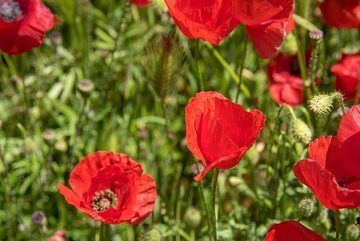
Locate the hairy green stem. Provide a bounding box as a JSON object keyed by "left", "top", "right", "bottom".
{"left": 335, "top": 210, "right": 341, "bottom": 241}
{"left": 211, "top": 169, "right": 220, "bottom": 241}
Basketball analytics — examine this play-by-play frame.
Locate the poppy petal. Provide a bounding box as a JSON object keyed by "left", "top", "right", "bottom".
{"left": 337, "top": 105, "right": 360, "bottom": 144}
{"left": 293, "top": 159, "right": 360, "bottom": 210}
{"left": 339, "top": 132, "right": 360, "bottom": 179}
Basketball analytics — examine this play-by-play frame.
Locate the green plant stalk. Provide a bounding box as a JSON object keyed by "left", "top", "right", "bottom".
{"left": 100, "top": 223, "right": 111, "bottom": 241}
{"left": 334, "top": 210, "right": 341, "bottom": 241}
{"left": 235, "top": 33, "right": 248, "bottom": 103}
{"left": 196, "top": 40, "right": 205, "bottom": 90}
{"left": 211, "top": 169, "right": 220, "bottom": 241}
{"left": 196, "top": 162, "right": 213, "bottom": 241}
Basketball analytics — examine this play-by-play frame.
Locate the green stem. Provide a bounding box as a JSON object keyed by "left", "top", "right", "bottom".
{"left": 196, "top": 40, "right": 205, "bottom": 91}
{"left": 99, "top": 223, "right": 111, "bottom": 241}
{"left": 235, "top": 34, "right": 248, "bottom": 103}
{"left": 334, "top": 210, "right": 341, "bottom": 241}
{"left": 211, "top": 169, "right": 220, "bottom": 241}
{"left": 195, "top": 162, "right": 213, "bottom": 241}
{"left": 283, "top": 104, "right": 297, "bottom": 120}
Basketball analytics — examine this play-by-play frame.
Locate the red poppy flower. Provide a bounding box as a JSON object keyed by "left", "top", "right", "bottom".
{"left": 232, "top": 0, "right": 295, "bottom": 58}
{"left": 264, "top": 221, "right": 326, "bottom": 241}
{"left": 185, "top": 91, "right": 266, "bottom": 181}
{"left": 57, "top": 151, "right": 157, "bottom": 224}
{"left": 332, "top": 52, "right": 360, "bottom": 100}
{"left": 164, "top": 0, "right": 239, "bottom": 45}
{"left": 131, "top": 0, "right": 150, "bottom": 7}
{"left": 268, "top": 53, "right": 304, "bottom": 106}
{"left": 319, "top": 0, "right": 360, "bottom": 29}
{"left": 0, "top": 0, "right": 59, "bottom": 55}
{"left": 293, "top": 105, "right": 360, "bottom": 210}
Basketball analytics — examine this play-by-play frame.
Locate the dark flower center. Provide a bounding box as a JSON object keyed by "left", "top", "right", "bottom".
{"left": 289, "top": 58, "right": 300, "bottom": 76}
{"left": 92, "top": 189, "right": 118, "bottom": 212}
{"left": 0, "top": 0, "right": 22, "bottom": 23}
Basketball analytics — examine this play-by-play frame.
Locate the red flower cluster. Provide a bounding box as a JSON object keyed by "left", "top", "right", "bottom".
{"left": 131, "top": 0, "right": 150, "bottom": 7}
{"left": 320, "top": 0, "right": 360, "bottom": 29}
{"left": 268, "top": 53, "right": 304, "bottom": 106}
{"left": 58, "top": 152, "right": 157, "bottom": 224}
{"left": 0, "top": 0, "right": 59, "bottom": 54}
{"left": 332, "top": 52, "right": 360, "bottom": 100}
{"left": 264, "top": 221, "right": 326, "bottom": 241}
{"left": 164, "top": 0, "right": 294, "bottom": 58}
{"left": 185, "top": 91, "right": 266, "bottom": 181}
{"left": 293, "top": 104, "right": 360, "bottom": 210}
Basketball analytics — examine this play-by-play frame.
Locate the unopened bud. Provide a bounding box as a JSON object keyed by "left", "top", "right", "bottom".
{"left": 184, "top": 207, "right": 202, "bottom": 228}
{"left": 32, "top": 211, "right": 46, "bottom": 227}
{"left": 142, "top": 228, "right": 162, "bottom": 241}
{"left": 346, "top": 224, "right": 360, "bottom": 240}
{"left": 42, "top": 129, "right": 56, "bottom": 141}
{"left": 298, "top": 198, "right": 314, "bottom": 217}
{"left": 290, "top": 119, "right": 312, "bottom": 144}
{"left": 308, "top": 94, "right": 334, "bottom": 117}
{"left": 55, "top": 140, "right": 68, "bottom": 152}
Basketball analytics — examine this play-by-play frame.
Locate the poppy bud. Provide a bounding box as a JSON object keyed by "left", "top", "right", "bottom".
{"left": 290, "top": 119, "right": 313, "bottom": 144}
{"left": 184, "top": 207, "right": 202, "bottom": 228}
{"left": 22, "top": 137, "right": 37, "bottom": 154}
{"left": 281, "top": 33, "right": 298, "bottom": 55}
{"left": 298, "top": 198, "right": 314, "bottom": 217}
{"left": 346, "top": 224, "right": 360, "bottom": 240}
{"left": 77, "top": 79, "right": 95, "bottom": 93}
{"left": 308, "top": 93, "right": 334, "bottom": 117}
{"left": 142, "top": 228, "right": 162, "bottom": 241}
{"left": 55, "top": 140, "right": 68, "bottom": 152}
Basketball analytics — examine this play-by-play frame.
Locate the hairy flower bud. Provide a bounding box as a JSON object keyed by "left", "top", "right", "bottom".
{"left": 346, "top": 224, "right": 360, "bottom": 240}
{"left": 142, "top": 228, "right": 162, "bottom": 241}
{"left": 290, "top": 119, "right": 312, "bottom": 144}
{"left": 298, "top": 198, "right": 314, "bottom": 217}
{"left": 309, "top": 29, "right": 323, "bottom": 41}
{"left": 281, "top": 33, "right": 298, "bottom": 55}
{"left": 308, "top": 94, "right": 334, "bottom": 117}
{"left": 32, "top": 211, "right": 46, "bottom": 228}
{"left": 184, "top": 207, "right": 202, "bottom": 228}
{"left": 77, "top": 79, "right": 94, "bottom": 93}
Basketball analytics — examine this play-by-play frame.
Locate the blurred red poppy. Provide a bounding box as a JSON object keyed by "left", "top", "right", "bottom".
{"left": 264, "top": 221, "right": 326, "bottom": 241}
{"left": 232, "top": 0, "right": 295, "bottom": 58}
{"left": 58, "top": 151, "right": 157, "bottom": 224}
{"left": 131, "top": 0, "right": 150, "bottom": 7}
{"left": 293, "top": 105, "right": 360, "bottom": 210}
{"left": 320, "top": 0, "right": 360, "bottom": 29}
{"left": 0, "top": 0, "right": 59, "bottom": 54}
{"left": 268, "top": 53, "right": 304, "bottom": 106}
{"left": 185, "top": 91, "right": 266, "bottom": 181}
{"left": 332, "top": 52, "right": 360, "bottom": 99}
{"left": 164, "top": 0, "right": 239, "bottom": 45}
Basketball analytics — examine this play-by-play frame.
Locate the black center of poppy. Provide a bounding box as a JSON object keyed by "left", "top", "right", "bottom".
{"left": 289, "top": 58, "right": 301, "bottom": 76}
{"left": 336, "top": 178, "right": 348, "bottom": 188}
{"left": 0, "top": 0, "right": 22, "bottom": 23}
{"left": 92, "top": 189, "right": 118, "bottom": 212}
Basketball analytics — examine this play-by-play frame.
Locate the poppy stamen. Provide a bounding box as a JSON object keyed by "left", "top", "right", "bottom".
{"left": 92, "top": 189, "right": 118, "bottom": 212}
{"left": 0, "top": 0, "right": 23, "bottom": 23}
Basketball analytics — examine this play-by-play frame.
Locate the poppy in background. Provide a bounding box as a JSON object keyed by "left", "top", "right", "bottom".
{"left": 293, "top": 104, "right": 360, "bottom": 210}
{"left": 320, "top": 0, "right": 360, "bottom": 29}
{"left": 232, "top": 0, "right": 295, "bottom": 58}
{"left": 332, "top": 52, "right": 360, "bottom": 100}
{"left": 267, "top": 53, "right": 304, "bottom": 106}
{"left": 163, "top": 0, "right": 239, "bottom": 45}
{"left": 0, "top": 0, "right": 59, "bottom": 54}
{"left": 58, "top": 151, "right": 157, "bottom": 224}
{"left": 185, "top": 91, "right": 266, "bottom": 181}
{"left": 131, "top": 0, "right": 150, "bottom": 7}
{"left": 264, "top": 220, "right": 326, "bottom": 241}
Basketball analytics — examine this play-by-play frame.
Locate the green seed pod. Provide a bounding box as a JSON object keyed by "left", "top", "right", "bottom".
{"left": 290, "top": 119, "right": 313, "bottom": 144}
{"left": 184, "top": 207, "right": 202, "bottom": 228}
{"left": 142, "top": 228, "right": 162, "bottom": 241}
{"left": 298, "top": 198, "right": 314, "bottom": 217}
{"left": 346, "top": 224, "right": 360, "bottom": 240}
